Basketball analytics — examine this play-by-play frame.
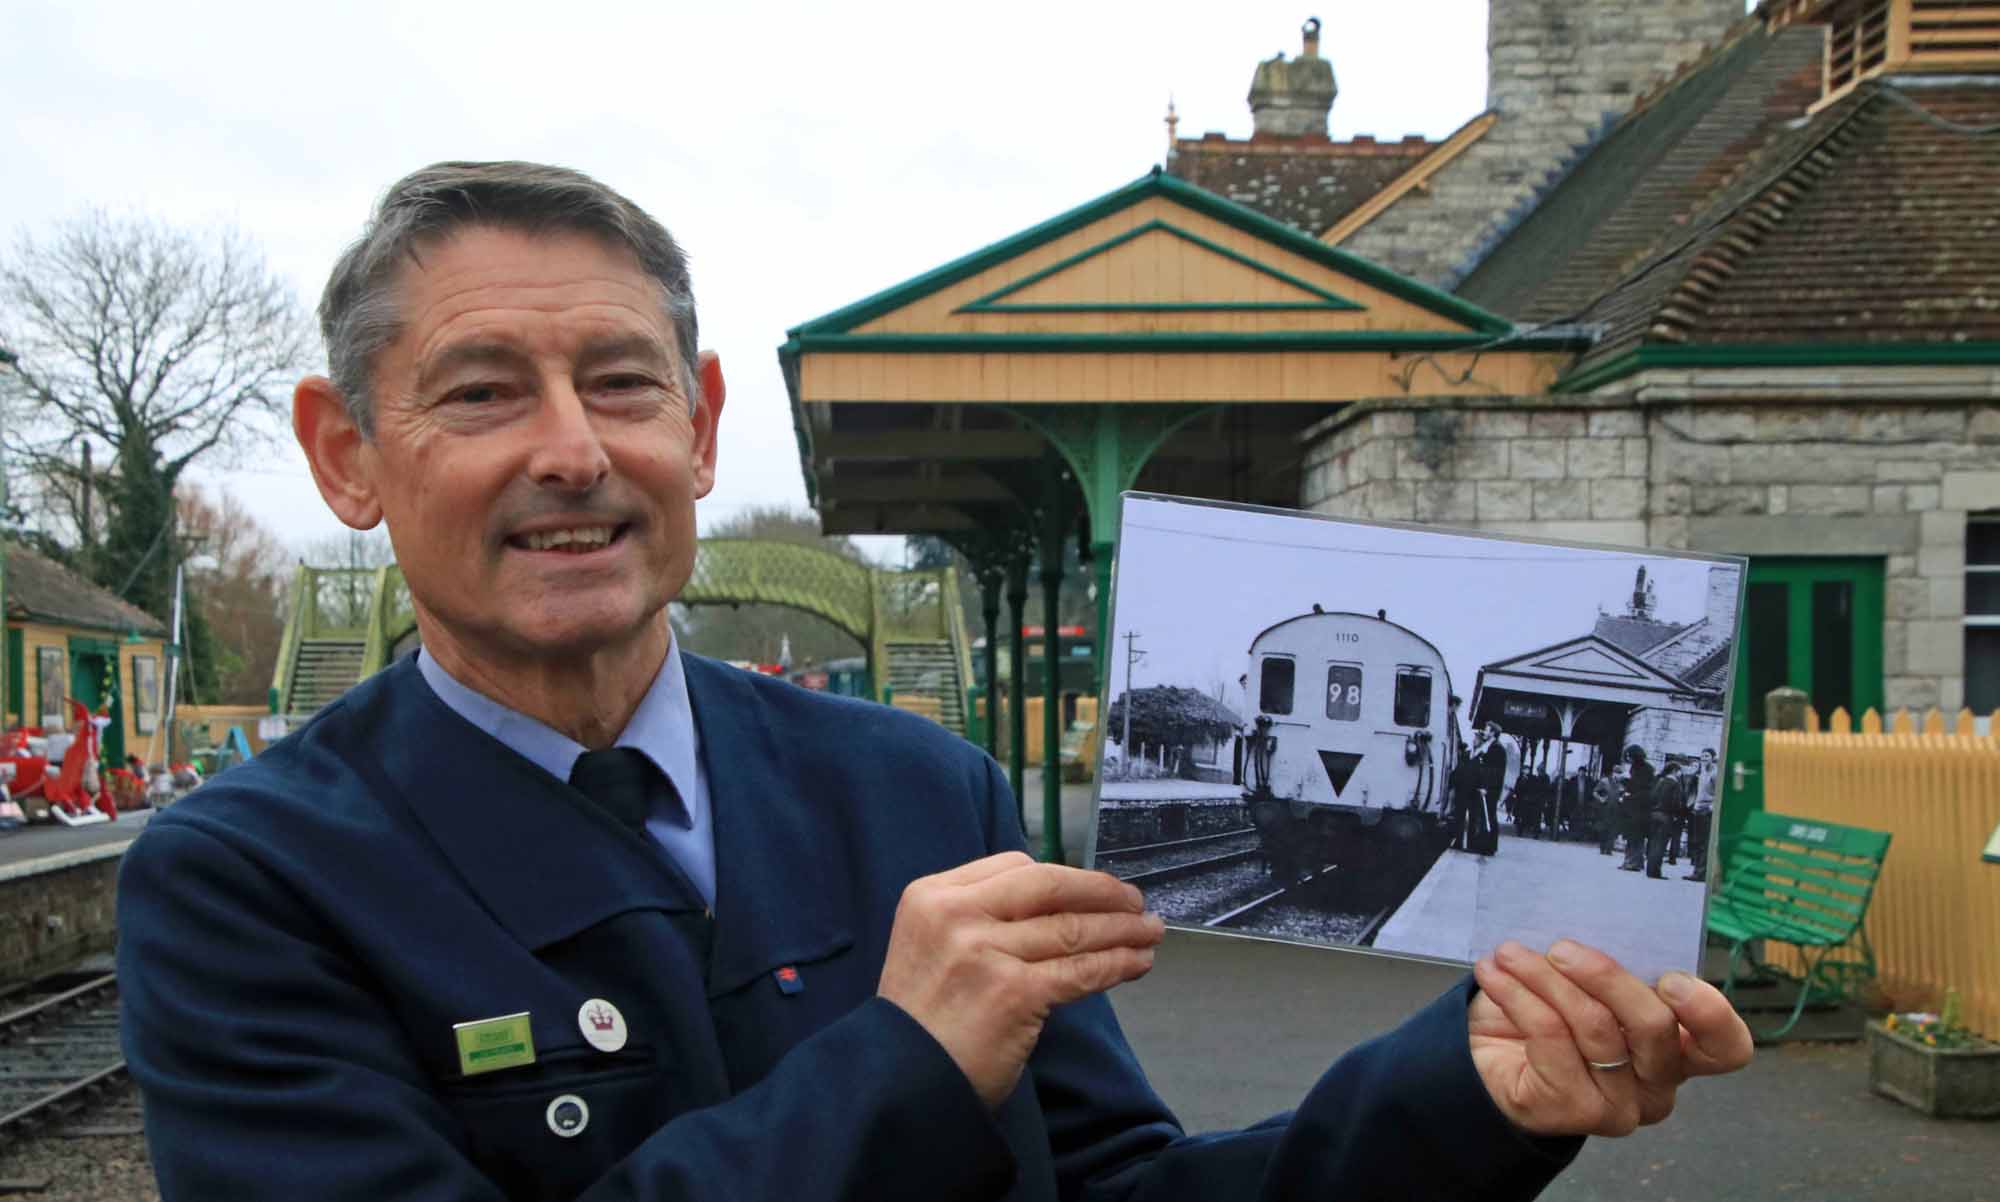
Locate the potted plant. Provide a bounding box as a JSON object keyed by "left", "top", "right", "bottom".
{"left": 1868, "top": 990, "right": 2000, "bottom": 1118}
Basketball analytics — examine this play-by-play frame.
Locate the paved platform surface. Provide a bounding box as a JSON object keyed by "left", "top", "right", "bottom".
{"left": 0, "top": 808, "right": 153, "bottom": 869}
{"left": 1379, "top": 833, "right": 1708, "bottom": 985}
{"left": 1113, "top": 929, "right": 2000, "bottom": 1202}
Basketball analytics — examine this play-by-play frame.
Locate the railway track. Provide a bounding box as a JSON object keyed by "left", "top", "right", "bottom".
{"left": 1133, "top": 836, "right": 1446, "bottom": 949}
{"left": 0, "top": 971, "right": 126, "bottom": 1152}
{"left": 1095, "top": 828, "right": 1257, "bottom": 863}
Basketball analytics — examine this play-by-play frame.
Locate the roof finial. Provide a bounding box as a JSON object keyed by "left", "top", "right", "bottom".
{"left": 1165, "top": 94, "right": 1180, "bottom": 157}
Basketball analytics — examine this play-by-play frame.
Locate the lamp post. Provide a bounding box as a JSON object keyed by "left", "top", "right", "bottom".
{"left": 0, "top": 347, "right": 16, "bottom": 729}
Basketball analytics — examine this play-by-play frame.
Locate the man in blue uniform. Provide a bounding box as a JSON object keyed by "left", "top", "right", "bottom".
{"left": 118, "top": 162, "right": 1752, "bottom": 1201}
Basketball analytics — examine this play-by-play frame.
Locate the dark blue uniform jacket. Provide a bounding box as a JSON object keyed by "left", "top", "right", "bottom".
{"left": 118, "top": 654, "right": 1578, "bottom": 1200}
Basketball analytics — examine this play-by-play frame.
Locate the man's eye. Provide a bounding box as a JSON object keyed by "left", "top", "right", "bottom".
{"left": 449, "top": 384, "right": 502, "bottom": 405}
{"left": 598, "top": 374, "right": 652, "bottom": 392}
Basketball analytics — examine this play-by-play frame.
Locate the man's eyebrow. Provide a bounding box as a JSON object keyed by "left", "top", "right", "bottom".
{"left": 415, "top": 341, "right": 532, "bottom": 393}
{"left": 574, "top": 334, "right": 676, "bottom": 375}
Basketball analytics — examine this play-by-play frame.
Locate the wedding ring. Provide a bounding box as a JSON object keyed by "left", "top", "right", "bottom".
{"left": 1587, "top": 1057, "right": 1631, "bottom": 1071}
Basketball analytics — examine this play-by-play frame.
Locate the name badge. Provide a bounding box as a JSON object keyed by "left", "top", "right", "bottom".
{"left": 454, "top": 1011, "right": 536, "bottom": 1077}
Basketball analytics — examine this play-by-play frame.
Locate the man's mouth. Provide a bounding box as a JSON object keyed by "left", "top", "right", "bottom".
{"left": 507, "top": 524, "right": 628, "bottom": 554}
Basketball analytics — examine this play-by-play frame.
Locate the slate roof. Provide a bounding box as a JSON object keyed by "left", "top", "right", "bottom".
{"left": 1458, "top": 25, "right": 1826, "bottom": 323}
{"left": 3, "top": 543, "right": 168, "bottom": 636}
{"left": 1592, "top": 613, "right": 1686, "bottom": 658}
{"left": 1166, "top": 133, "right": 1436, "bottom": 237}
{"left": 1455, "top": 14, "right": 2000, "bottom": 382}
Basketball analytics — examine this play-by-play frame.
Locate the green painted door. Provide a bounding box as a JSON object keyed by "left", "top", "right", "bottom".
{"left": 67, "top": 639, "right": 125, "bottom": 764}
{"left": 1721, "top": 557, "right": 1883, "bottom": 842}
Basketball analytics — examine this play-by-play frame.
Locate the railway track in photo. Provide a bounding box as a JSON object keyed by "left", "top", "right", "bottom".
{"left": 0, "top": 970, "right": 127, "bottom": 1155}
{"left": 1097, "top": 829, "right": 1261, "bottom": 885}
{"left": 1133, "top": 841, "right": 1440, "bottom": 950}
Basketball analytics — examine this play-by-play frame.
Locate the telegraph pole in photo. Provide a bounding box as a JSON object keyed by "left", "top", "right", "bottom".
{"left": 1121, "top": 631, "right": 1144, "bottom": 779}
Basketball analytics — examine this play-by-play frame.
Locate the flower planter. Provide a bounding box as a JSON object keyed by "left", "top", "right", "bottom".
{"left": 1867, "top": 1020, "right": 2000, "bottom": 1119}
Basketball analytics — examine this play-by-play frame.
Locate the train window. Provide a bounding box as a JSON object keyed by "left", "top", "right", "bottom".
{"left": 1259, "top": 657, "right": 1295, "bottom": 715}
{"left": 1325, "top": 663, "right": 1363, "bottom": 721}
{"left": 1394, "top": 668, "right": 1432, "bottom": 727}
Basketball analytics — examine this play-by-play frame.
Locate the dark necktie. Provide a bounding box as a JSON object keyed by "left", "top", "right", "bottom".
{"left": 568, "top": 747, "right": 663, "bottom": 835}
{"left": 567, "top": 748, "right": 712, "bottom": 976}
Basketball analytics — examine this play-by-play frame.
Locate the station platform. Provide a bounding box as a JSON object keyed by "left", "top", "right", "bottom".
{"left": 1376, "top": 831, "right": 1708, "bottom": 984}
{"left": 0, "top": 809, "right": 153, "bottom": 875}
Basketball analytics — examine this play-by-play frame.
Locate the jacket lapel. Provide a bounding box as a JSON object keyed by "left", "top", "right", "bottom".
{"left": 364, "top": 659, "right": 700, "bottom": 954}
{"left": 683, "top": 654, "right": 854, "bottom": 998}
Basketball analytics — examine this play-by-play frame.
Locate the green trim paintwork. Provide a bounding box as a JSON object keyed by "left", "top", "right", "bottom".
{"left": 1721, "top": 557, "right": 1884, "bottom": 848}
{"left": 784, "top": 330, "right": 1584, "bottom": 355}
{"left": 784, "top": 169, "right": 1514, "bottom": 338}
{"left": 955, "top": 220, "right": 1364, "bottom": 314}
{"left": 1558, "top": 341, "right": 2000, "bottom": 393}
{"left": 4, "top": 627, "right": 21, "bottom": 719}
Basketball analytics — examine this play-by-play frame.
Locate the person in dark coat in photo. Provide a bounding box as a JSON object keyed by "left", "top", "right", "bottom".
{"left": 1619, "top": 746, "right": 1656, "bottom": 872}
{"left": 1645, "top": 766, "right": 1687, "bottom": 880}
{"left": 1448, "top": 750, "right": 1487, "bottom": 853}
{"left": 113, "top": 161, "right": 1753, "bottom": 1202}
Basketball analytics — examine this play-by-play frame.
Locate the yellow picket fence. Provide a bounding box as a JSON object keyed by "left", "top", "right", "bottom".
{"left": 1763, "top": 706, "right": 2000, "bottom": 1038}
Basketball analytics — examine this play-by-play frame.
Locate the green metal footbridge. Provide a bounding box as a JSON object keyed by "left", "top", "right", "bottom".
{"left": 269, "top": 539, "right": 976, "bottom": 734}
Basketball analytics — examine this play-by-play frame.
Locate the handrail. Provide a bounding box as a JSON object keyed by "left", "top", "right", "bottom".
{"left": 358, "top": 564, "right": 393, "bottom": 677}
{"left": 269, "top": 565, "right": 312, "bottom": 713}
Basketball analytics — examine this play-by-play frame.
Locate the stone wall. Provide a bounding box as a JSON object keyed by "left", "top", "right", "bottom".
{"left": 1300, "top": 397, "right": 2000, "bottom": 716}
{"left": 0, "top": 846, "right": 124, "bottom": 983}
{"left": 1624, "top": 707, "right": 1724, "bottom": 768}
{"left": 1341, "top": 0, "right": 1743, "bottom": 287}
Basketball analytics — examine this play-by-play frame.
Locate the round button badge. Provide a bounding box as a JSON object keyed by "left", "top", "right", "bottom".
{"left": 545, "top": 1094, "right": 590, "bottom": 1138}
{"left": 577, "top": 998, "right": 628, "bottom": 1053}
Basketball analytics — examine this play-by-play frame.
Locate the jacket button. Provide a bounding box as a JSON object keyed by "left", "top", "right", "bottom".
{"left": 545, "top": 1094, "right": 590, "bottom": 1138}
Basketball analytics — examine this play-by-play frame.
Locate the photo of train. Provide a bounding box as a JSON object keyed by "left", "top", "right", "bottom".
{"left": 1240, "top": 606, "right": 1458, "bottom": 883}
{"left": 1091, "top": 493, "right": 1741, "bottom": 981}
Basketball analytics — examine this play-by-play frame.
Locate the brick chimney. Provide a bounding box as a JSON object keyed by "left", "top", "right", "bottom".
{"left": 1249, "top": 17, "right": 1338, "bottom": 138}
{"left": 1705, "top": 564, "right": 1739, "bottom": 634}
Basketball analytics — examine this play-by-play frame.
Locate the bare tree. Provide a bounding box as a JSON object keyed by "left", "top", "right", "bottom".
{"left": 180, "top": 487, "right": 293, "bottom": 704}
{"left": 0, "top": 212, "right": 314, "bottom": 623}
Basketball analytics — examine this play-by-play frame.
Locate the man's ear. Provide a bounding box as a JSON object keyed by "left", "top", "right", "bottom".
{"left": 294, "top": 376, "right": 384, "bottom": 530}
{"left": 689, "top": 351, "right": 726, "bottom": 499}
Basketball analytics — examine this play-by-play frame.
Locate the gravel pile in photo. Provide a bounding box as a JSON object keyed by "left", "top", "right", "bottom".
{"left": 1141, "top": 861, "right": 1276, "bottom": 924}
{"left": 1104, "top": 833, "right": 1261, "bottom": 880}
{"left": 1229, "top": 902, "right": 1382, "bottom": 946}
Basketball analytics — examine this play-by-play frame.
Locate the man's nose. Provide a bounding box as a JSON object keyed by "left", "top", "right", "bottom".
{"left": 525, "top": 380, "right": 611, "bottom": 491}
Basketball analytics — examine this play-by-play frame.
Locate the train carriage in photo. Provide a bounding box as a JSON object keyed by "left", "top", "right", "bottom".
{"left": 1241, "top": 606, "right": 1459, "bottom": 880}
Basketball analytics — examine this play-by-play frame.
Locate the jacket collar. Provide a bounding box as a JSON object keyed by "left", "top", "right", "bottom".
{"left": 363, "top": 655, "right": 851, "bottom": 997}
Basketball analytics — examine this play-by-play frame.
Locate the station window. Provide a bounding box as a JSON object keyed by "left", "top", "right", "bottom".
{"left": 36, "top": 647, "right": 65, "bottom": 729}
{"left": 1394, "top": 667, "right": 1433, "bottom": 728}
{"left": 1259, "top": 656, "right": 1295, "bottom": 715}
{"left": 1968, "top": 514, "right": 2000, "bottom": 714}
{"left": 1325, "top": 663, "right": 1362, "bottom": 721}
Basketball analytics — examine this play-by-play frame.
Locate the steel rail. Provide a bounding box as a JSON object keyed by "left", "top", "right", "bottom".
{"left": 1202, "top": 863, "right": 1339, "bottom": 928}
{"left": 1095, "top": 828, "right": 1257, "bottom": 862}
{"left": 0, "top": 971, "right": 127, "bottom": 1148}
{"left": 1117, "top": 848, "right": 1261, "bottom": 887}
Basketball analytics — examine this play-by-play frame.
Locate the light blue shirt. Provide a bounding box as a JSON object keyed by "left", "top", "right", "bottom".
{"left": 415, "top": 642, "right": 716, "bottom": 908}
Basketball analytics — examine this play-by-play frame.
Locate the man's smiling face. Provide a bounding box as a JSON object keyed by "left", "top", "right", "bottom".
{"left": 352, "top": 225, "right": 719, "bottom": 664}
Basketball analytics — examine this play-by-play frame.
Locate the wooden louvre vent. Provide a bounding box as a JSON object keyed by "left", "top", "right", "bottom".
{"left": 1766, "top": 0, "right": 2000, "bottom": 103}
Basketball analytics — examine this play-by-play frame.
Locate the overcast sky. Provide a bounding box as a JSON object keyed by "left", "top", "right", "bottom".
{"left": 1110, "top": 497, "right": 1741, "bottom": 722}
{"left": 2, "top": 0, "right": 1507, "bottom": 558}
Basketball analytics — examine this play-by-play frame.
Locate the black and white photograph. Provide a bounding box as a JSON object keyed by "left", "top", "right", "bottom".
{"left": 1089, "top": 494, "right": 1744, "bottom": 983}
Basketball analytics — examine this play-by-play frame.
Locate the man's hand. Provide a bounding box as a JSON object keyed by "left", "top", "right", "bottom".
{"left": 877, "top": 852, "right": 1165, "bottom": 1108}
{"left": 1468, "top": 939, "right": 1753, "bottom": 1137}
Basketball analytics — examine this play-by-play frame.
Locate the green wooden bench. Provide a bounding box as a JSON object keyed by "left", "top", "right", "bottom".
{"left": 1707, "top": 810, "right": 1892, "bottom": 1040}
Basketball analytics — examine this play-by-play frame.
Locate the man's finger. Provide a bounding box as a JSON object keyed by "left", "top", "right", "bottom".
{"left": 931, "top": 851, "right": 1037, "bottom": 887}
{"left": 977, "top": 862, "right": 1145, "bottom": 921}
{"left": 1656, "top": 971, "right": 1754, "bottom": 1077}
{"left": 1492, "top": 940, "right": 1631, "bottom": 1072}
{"left": 1030, "top": 945, "right": 1156, "bottom": 1005}
{"left": 1470, "top": 954, "right": 1594, "bottom": 1098}
{"left": 1545, "top": 939, "right": 1684, "bottom": 1086}
{"left": 995, "top": 910, "right": 1166, "bottom": 964}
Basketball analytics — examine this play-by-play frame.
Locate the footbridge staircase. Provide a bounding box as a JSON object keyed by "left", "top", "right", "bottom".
{"left": 270, "top": 542, "right": 975, "bottom": 736}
